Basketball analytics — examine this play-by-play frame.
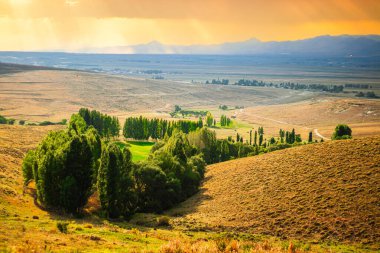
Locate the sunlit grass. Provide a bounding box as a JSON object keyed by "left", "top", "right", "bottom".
{"left": 114, "top": 141, "right": 155, "bottom": 162}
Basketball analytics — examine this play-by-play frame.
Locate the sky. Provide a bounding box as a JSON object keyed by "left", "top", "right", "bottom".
{"left": 0, "top": 0, "right": 380, "bottom": 51}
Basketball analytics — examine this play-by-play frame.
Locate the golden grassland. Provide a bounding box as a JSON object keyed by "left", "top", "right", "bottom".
{"left": 0, "top": 125, "right": 379, "bottom": 252}
{"left": 169, "top": 136, "right": 380, "bottom": 246}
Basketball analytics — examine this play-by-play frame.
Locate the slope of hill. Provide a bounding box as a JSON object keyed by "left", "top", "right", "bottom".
{"left": 170, "top": 137, "right": 380, "bottom": 244}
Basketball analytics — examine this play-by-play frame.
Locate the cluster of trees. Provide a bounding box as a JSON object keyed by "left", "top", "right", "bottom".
{"left": 170, "top": 105, "right": 208, "bottom": 118}
{"left": 332, "top": 124, "right": 352, "bottom": 140}
{"left": 123, "top": 116, "right": 203, "bottom": 140}
{"left": 219, "top": 105, "right": 228, "bottom": 110}
{"left": 220, "top": 115, "right": 231, "bottom": 127}
{"left": 22, "top": 114, "right": 102, "bottom": 213}
{"left": 206, "top": 112, "right": 214, "bottom": 127}
{"left": 278, "top": 128, "right": 302, "bottom": 144}
{"left": 22, "top": 112, "right": 206, "bottom": 218}
{"left": 78, "top": 108, "right": 120, "bottom": 138}
{"left": 205, "top": 79, "right": 229, "bottom": 85}
{"left": 356, "top": 91, "right": 378, "bottom": 98}
{"left": 0, "top": 115, "right": 15, "bottom": 125}
{"left": 38, "top": 119, "right": 67, "bottom": 126}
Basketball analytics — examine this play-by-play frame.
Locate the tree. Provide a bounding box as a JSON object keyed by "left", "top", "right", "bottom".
{"left": 308, "top": 131, "right": 313, "bottom": 143}
{"left": 97, "top": 143, "right": 135, "bottom": 218}
{"left": 259, "top": 133, "right": 263, "bottom": 146}
{"left": 22, "top": 150, "right": 35, "bottom": 184}
{"left": 206, "top": 112, "right": 213, "bottom": 127}
{"left": 133, "top": 162, "right": 171, "bottom": 212}
{"left": 332, "top": 124, "right": 352, "bottom": 140}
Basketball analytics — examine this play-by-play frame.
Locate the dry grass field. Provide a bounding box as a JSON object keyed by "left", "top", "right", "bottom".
{"left": 0, "top": 66, "right": 318, "bottom": 123}
{"left": 169, "top": 136, "right": 380, "bottom": 246}
{"left": 1, "top": 66, "right": 379, "bottom": 144}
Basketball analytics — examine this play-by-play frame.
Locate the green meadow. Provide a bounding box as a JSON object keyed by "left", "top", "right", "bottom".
{"left": 115, "top": 141, "right": 155, "bottom": 162}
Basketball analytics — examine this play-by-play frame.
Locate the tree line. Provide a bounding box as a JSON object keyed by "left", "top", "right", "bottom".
{"left": 78, "top": 108, "right": 120, "bottom": 138}
{"left": 123, "top": 116, "right": 203, "bottom": 140}
{"left": 205, "top": 78, "right": 345, "bottom": 93}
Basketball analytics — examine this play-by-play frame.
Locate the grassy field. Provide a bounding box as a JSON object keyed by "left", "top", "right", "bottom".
{"left": 169, "top": 136, "right": 380, "bottom": 247}
{"left": 1, "top": 125, "right": 379, "bottom": 252}
{"left": 114, "top": 141, "right": 155, "bottom": 162}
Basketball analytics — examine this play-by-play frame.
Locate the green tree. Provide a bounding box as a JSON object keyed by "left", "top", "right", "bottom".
{"left": 308, "top": 131, "right": 313, "bottom": 143}
{"left": 206, "top": 112, "right": 213, "bottom": 127}
{"left": 332, "top": 124, "right": 352, "bottom": 140}
{"left": 22, "top": 150, "right": 35, "bottom": 184}
{"left": 97, "top": 143, "right": 135, "bottom": 218}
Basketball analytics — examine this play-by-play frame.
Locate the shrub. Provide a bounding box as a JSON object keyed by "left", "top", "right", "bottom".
{"left": 19, "top": 120, "right": 25, "bottom": 125}
{"left": 332, "top": 124, "right": 352, "bottom": 140}
{"left": 22, "top": 150, "right": 35, "bottom": 184}
{"left": 56, "top": 221, "right": 69, "bottom": 233}
{"left": 157, "top": 216, "right": 170, "bottom": 226}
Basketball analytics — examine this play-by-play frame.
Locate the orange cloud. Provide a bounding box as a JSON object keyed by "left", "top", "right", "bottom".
{"left": 0, "top": 0, "right": 379, "bottom": 51}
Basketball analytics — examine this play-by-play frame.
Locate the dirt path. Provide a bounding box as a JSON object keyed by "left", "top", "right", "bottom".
{"left": 314, "top": 128, "right": 330, "bottom": 140}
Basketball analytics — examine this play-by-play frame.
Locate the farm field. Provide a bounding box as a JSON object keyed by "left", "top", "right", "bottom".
{"left": 0, "top": 65, "right": 379, "bottom": 143}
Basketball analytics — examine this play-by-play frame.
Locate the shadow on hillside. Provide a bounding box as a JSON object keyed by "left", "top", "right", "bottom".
{"left": 166, "top": 174, "right": 214, "bottom": 217}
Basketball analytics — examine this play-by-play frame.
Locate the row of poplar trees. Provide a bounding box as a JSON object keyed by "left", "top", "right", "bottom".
{"left": 123, "top": 116, "right": 203, "bottom": 140}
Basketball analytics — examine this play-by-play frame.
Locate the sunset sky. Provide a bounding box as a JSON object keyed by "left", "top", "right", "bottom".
{"left": 0, "top": 0, "right": 380, "bottom": 51}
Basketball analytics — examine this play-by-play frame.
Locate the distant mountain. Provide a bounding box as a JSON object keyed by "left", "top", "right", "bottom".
{"left": 82, "top": 35, "right": 380, "bottom": 57}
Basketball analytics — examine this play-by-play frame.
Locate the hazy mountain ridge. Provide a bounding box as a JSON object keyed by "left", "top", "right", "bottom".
{"left": 83, "top": 35, "right": 380, "bottom": 56}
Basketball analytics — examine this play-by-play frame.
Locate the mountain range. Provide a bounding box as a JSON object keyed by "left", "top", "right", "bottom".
{"left": 82, "top": 35, "right": 380, "bottom": 56}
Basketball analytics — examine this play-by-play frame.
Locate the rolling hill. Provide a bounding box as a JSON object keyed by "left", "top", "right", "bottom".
{"left": 170, "top": 136, "right": 380, "bottom": 244}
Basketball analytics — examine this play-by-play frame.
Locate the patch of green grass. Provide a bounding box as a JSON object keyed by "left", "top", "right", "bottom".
{"left": 114, "top": 141, "right": 155, "bottom": 162}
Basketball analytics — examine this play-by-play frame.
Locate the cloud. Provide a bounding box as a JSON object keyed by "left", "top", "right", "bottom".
{"left": 0, "top": 0, "right": 379, "bottom": 50}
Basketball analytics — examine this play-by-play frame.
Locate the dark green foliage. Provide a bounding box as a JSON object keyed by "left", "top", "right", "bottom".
{"left": 219, "top": 105, "right": 228, "bottom": 110}
{"left": 206, "top": 112, "right": 213, "bottom": 127}
{"left": 308, "top": 131, "right": 313, "bottom": 142}
{"left": 0, "top": 115, "right": 6, "bottom": 124}
{"left": 332, "top": 124, "right": 352, "bottom": 140}
{"left": 97, "top": 143, "right": 136, "bottom": 218}
{"left": 23, "top": 117, "right": 101, "bottom": 213}
{"left": 19, "top": 120, "right": 25, "bottom": 125}
{"left": 22, "top": 150, "right": 35, "bottom": 184}
{"left": 133, "top": 162, "right": 173, "bottom": 212}
{"left": 123, "top": 116, "right": 201, "bottom": 140}
{"left": 78, "top": 108, "right": 120, "bottom": 138}
{"left": 56, "top": 221, "right": 69, "bottom": 233}
{"left": 220, "top": 115, "right": 231, "bottom": 127}
{"left": 0, "top": 115, "right": 15, "bottom": 125}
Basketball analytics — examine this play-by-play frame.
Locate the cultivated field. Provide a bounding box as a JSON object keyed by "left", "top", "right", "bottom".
{"left": 1, "top": 65, "right": 379, "bottom": 143}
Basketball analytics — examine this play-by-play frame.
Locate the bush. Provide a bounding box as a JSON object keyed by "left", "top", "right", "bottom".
{"left": 22, "top": 150, "right": 35, "bottom": 184}
{"left": 0, "top": 115, "right": 6, "bottom": 124}
{"left": 19, "top": 120, "right": 25, "bottom": 125}
{"left": 157, "top": 216, "right": 170, "bottom": 226}
{"left": 56, "top": 221, "right": 69, "bottom": 233}
{"left": 332, "top": 124, "right": 352, "bottom": 140}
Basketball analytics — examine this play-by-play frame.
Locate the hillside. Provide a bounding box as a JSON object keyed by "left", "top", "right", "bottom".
{"left": 1, "top": 125, "right": 379, "bottom": 252}
{"left": 170, "top": 137, "right": 380, "bottom": 244}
